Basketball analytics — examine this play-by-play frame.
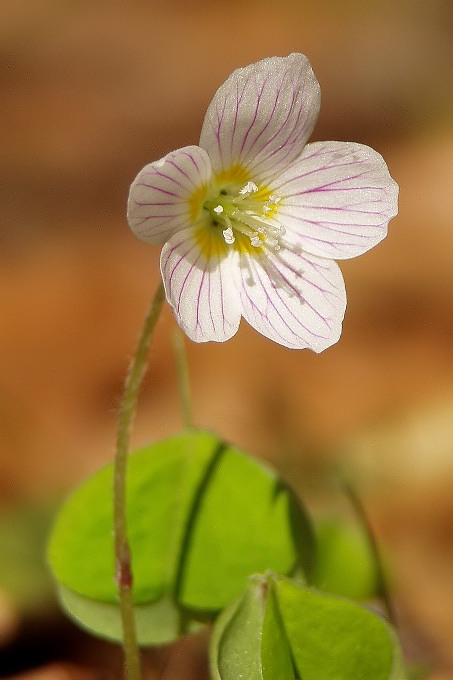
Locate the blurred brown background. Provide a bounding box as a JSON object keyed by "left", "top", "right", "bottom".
{"left": 1, "top": 1, "right": 453, "bottom": 678}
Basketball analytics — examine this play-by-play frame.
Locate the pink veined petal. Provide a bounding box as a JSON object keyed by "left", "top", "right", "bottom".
{"left": 272, "top": 141, "right": 399, "bottom": 260}
{"left": 160, "top": 227, "right": 241, "bottom": 343}
{"left": 234, "top": 247, "right": 346, "bottom": 352}
{"left": 199, "top": 54, "right": 320, "bottom": 184}
{"left": 127, "top": 146, "right": 212, "bottom": 244}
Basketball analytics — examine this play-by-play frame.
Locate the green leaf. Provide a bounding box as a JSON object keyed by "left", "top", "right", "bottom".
{"left": 275, "top": 577, "right": 406, "bottom": 680}
{"left": 210, "top": 574, "right": 406, "bottom": 680}
{"left": 312, "top": 516, "right": 379, "bottom": 600}
{"left": 177, "top": 446, "right": 314, "bottom": 610}
{"left": 48, "top": 431, "right": 314, "bottom": 644}
{"left": 210, "top": 577, "right": 267, "bottom": 680}
{"left": 57, "top": 584, "right": 202, "bottom": 645}
{"left": 261, "top": 581, "right": 296, "bottom": 680}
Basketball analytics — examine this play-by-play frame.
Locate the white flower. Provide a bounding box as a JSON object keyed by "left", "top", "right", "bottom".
{"left": 127, "top": 54, "right": 398, "bottom": 351}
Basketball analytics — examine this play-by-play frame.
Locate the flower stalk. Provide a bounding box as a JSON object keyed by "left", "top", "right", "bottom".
{"left": 114, "top": 281, "right": 165, "bottom": 680}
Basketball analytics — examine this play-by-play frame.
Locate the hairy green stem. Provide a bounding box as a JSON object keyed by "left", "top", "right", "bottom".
{"left": 114, "top": 281, "right": 165, "bottom": 680}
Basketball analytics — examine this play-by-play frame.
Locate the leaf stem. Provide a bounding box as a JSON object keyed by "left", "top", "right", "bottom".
{"left": 114, "top": 281, "right": 165, "bottom": 680}
{"left": 342, "top": 479, "right": 397, "bottom": 626}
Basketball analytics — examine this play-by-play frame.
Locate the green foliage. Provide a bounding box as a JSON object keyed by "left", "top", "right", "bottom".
{"left": 0, "top": 504, "right": 54, "bottom": 612}
{"left": 211, "top": 573, "right": 407, "bottom": 680}
{"left": 57, "top": 585, "right": 202, "bottom": 645}
{"left": 47, "top": 430, "right": 314, "bottom": 644}
{"left": 48, "top": 430, "right": 408, "bottom": 675}
{"left": 210, "top": 577, "right": 268, "bottom": 680}
{"left": 312, "top": 515, "right": 379, "bottom": 600}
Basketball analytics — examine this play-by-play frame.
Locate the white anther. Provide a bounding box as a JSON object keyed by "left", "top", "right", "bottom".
{"left": 213, "top": 204, "right": 224, "bottom": 214}
{"left": 239, "top": 181, "right": 258, "bottom": 195}
{"left": 250, "top": 235, "right": 261, "bottom": 248}
{"left": 222, "top": 227, "right": 235, "bottom": 244}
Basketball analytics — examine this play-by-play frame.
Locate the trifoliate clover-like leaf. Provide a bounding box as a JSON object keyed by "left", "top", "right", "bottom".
{"left": 47, "top": 431, "right": 314, "bottom": 645}
{"left": 211, "top": 573, "right": 407, "bottom": 680}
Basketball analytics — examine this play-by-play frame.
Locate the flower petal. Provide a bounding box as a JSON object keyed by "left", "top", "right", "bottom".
{"left": 160, "top": 227, "right": 241, "bottom": 343}
{"left": 199, "top": 54, "right": 320, "bottom": 183}
{"left": 272, "top": 141, "right": 398, "bottom": 260}
{"left": 127, "top": 146, "right": 212, "bottom": 244}
{"left": 235, "top": 248, "right": 346, "bottom": 352}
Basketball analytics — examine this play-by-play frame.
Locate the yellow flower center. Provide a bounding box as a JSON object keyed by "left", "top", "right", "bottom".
{"left": 188, "top": 165, "right": 285, "bottom": 259}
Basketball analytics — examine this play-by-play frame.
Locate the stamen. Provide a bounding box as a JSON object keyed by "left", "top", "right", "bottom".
{"left": 205, "top": 179, "right": 284, "bottom": 251}
{"left": 268, "top": 239, "right": 280, "bottom": 250}
{"left": 231, "top": 209, "right": 263, "bottom": 232}
{"left": 224, "top": 214, "right": 233, "bottom": 230}
{"left": 222, "top": 226, "right": 235, "bottom": 244}
{"left": 239, "top": 181, "right": 259, "bottom": 195}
